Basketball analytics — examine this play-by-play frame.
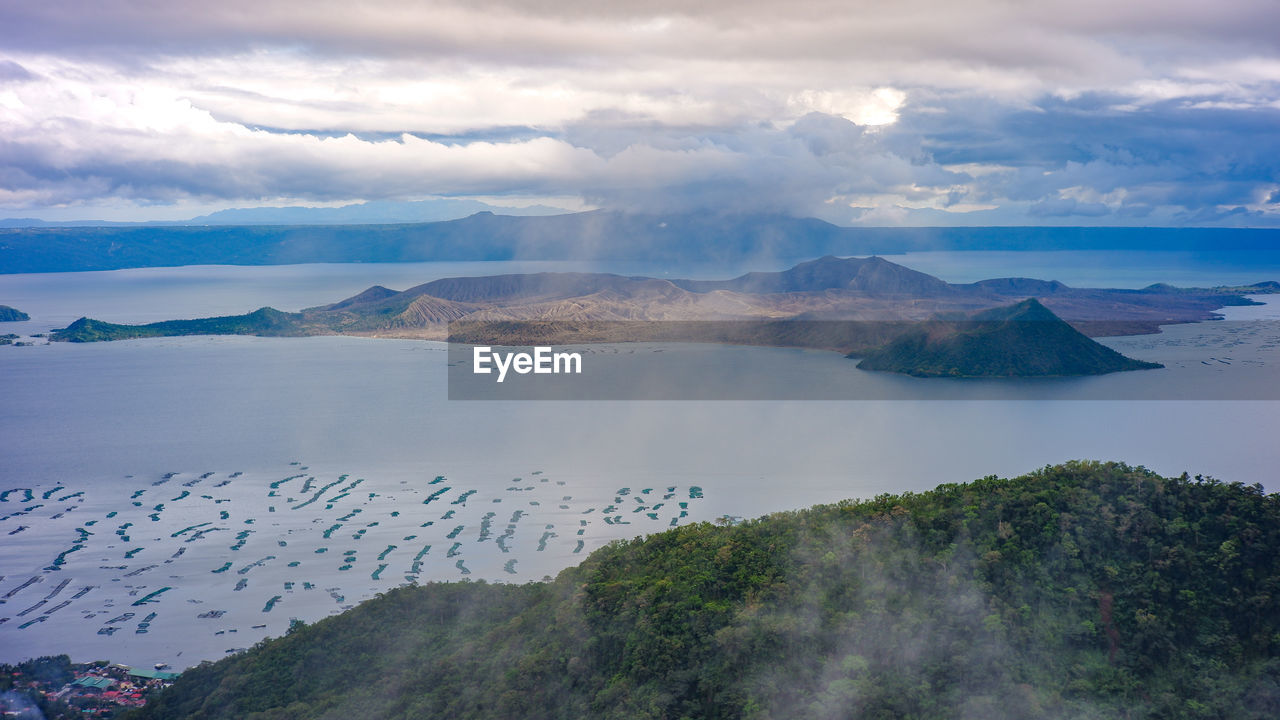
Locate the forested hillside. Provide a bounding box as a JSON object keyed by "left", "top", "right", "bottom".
{"left": 128, "top": 462, "right": 1280, "bottom": 719}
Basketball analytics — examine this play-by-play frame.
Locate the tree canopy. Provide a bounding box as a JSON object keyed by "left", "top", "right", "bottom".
{"left": 128, "top": 461, "right": 1280, "bottom": 719}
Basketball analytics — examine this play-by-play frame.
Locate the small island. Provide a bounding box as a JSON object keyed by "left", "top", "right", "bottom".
{"left": 854, "top": 299, "right": 1163, "bottom": 377}
{"left": 0, "top": 304, "right": 29, "bottom": 322}
{"left": 53, "top": 308, "right": 304, "bottom": 343}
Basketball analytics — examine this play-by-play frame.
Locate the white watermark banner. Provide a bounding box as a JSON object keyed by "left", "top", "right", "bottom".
{"left": 445, "top": 319, "right": 1280, "bottom": 400}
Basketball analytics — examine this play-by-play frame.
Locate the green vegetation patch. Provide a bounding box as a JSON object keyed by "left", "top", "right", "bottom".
{"left": 127, "top": 463, "right": 1280, "bottom": 720}
{"left": 50, "top": 307, "right": 306, "bottom": 343}
{"left": 0, "top": 304, "right": 30, "bottom": 322}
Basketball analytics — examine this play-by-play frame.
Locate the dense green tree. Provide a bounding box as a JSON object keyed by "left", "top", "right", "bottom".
{"left": 126, "top": 462, "right": 1280, "bottom": 719}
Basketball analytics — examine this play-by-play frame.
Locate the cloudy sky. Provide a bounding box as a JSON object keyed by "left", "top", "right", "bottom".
{"left": 2, "top": 0, "right": 1279, "bottom": 225}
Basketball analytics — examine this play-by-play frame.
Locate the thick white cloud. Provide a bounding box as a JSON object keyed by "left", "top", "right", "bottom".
{"left": 0, "top": 61, "right": 958, "bottom": 216}
{"left": 0, "top": 0, "right": 1278, "bottom": 224}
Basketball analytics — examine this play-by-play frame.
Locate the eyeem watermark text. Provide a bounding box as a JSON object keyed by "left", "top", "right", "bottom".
{"left": 473, "top": 346, "right": 583, "bottom": 382}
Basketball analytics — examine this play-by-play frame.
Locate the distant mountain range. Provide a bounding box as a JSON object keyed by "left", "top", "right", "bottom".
{"left": 5, "top": 210, "right": 1280, "bottom": 274}
{"left": 50, "top": 255, "right": 1276, "bottom": 377}
{"left": 0, "top": 198, "right": 567, "bottom": 229}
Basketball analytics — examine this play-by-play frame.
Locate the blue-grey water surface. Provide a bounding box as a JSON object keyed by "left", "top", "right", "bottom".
{"left": 2, "top": 252, "right": 1279, "bottom": 667}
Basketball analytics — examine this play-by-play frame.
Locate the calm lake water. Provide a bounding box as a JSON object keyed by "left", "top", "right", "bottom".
{"left": 2, "top": 251, "right": 1279, "bottom": 667}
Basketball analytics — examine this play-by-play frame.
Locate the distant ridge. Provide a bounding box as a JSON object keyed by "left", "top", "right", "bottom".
{"left": 855, "top": 299, "right": 1163, "bottom": 377}
{"left": 321, "top": 285, "right": 399, "bottom": 311}
{"left": 672, "top": 255, "right": 952, "bottom": 295}
{"left": 405, "top": 272, "right": 670, "bottom": 304}
{"left": 963, "top": 278, "right": 1069, "bottom": 295}
{"left": 185, "top": 199, "right": 568, "bottom": 225}
{"left": 5, "top": 210, "right": 1280, "bottom": 274}
{"left": 0, "top": 198, "right": 568, "bottom": 228}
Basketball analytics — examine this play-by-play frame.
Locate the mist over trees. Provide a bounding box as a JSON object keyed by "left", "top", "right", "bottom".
{"left": 126, "top": 461, "right": 1280, "bottom": 719}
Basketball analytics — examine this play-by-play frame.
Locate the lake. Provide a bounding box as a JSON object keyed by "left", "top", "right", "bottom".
{"left": 2, "top": 251, "right": 1279, "bottom": 667}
